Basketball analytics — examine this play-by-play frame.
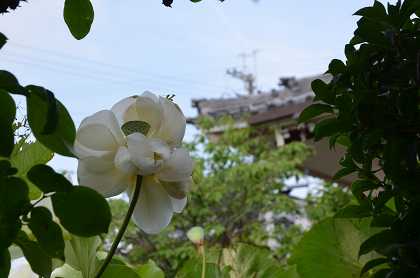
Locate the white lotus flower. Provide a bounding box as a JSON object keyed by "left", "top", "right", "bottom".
{"left": 74, "top": 92, "right": 194, "bottom": 234}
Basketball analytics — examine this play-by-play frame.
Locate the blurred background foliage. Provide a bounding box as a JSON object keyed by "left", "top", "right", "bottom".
{"left": 105, "top": 116, "right": 352, "bottom": 276}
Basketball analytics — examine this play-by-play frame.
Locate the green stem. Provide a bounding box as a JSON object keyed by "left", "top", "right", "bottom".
{"left": 95, "top": 176, "right": 143, "bottom": 278}
{"left": 201, "top": 244, "right": 206, "bottom": 278}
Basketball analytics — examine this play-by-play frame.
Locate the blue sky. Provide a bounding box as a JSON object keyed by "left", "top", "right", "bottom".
{"left": 1, "top": 0, "right": 370, "bottom": 175}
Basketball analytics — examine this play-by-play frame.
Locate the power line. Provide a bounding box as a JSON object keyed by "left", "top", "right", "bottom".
{"left": 1, "top": 56, "right": 223, "bottom": 96}
{"left": 7, "top": 42, "right": 229, "bottom": 91}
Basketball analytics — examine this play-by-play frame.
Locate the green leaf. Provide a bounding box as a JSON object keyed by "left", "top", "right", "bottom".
{"left": 359, "top": 230, "right": 395, "bottom": 257}
{"left": 328, "top": 59, "right": 346, "bottom": 75}
{"left": 0, "top": 91, "right": 15, "bottom": 158}
{"left": 102, "top": 264, "right": 140, "bottom": 278}
{"left": 122, "top": 121, "right": 151, "bottom": 136}
{"left": 0, "top": 71, "right": 22, "bottom": 93}
{"left": 28, "top": 206, "right": 65, "bottom": 260}
{"left": 220, "top": 244, "right": 285, "bottom": 278}
{"left": 136, "top": 260, "right": 164, "bottom": 278}
{"left": 311, "top": 79, "right": 334, "bottom": 104}
{"left": 332, "top": 167, "right": 356, "bottom": 180}
{"left": 26, "top": 85, "right": 76, "bottom": 157}
{"left": 0, "top": 177, "right": 29, "bottom": 250}
{"left": 0, "top": 160, "right": 17, "bottom": 177}
{"left": 313, "top": 118, "right": 341, "bottom": 141}
{"left": 360, "top": 258, "right": 388, "bottom": 275}
{"left": 14, "top": 231, "right": 52, "bottom": 278}
{"left": 10, "top": 141, "right": 54, "bottom": 199}
{"left": 64, "top": 0, "right": 94, "bottom": 40}
{"left": 64, "top": 236, "right": 101, "bottom": 278}
{"left": 335, "top": 205, "right": 371, "bottom": 219}
{"left": 0, "top": 91, "right": 15, "bottom": 125}
{"left": 289, "top": 218, "right": 380, "bottom": 278}
{"left": 0, "top": 33, "right": 7, "bottom": 50}
{"left": 0, "top": 249, "right": 11, "bottom": 278}
{"left": 176, "top": 259, "right": 220, "bottom": 278}
{"left": 298, "top": 104, "right": 333, "bottom": 123}
{"left": 27, "top": 164, "right": 73, "bottom": 194}
{"left": 351, "top": 180, "right": 378, "bottom": 202}
{"left": 279, "top": 266, "right": 300, "bottom": 278}
{"left": 52, "top": 186, "right": 111, "bottom": 237}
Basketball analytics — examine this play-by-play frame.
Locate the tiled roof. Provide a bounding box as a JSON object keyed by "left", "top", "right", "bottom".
{"left": 191, "top": 74, "right": 331, "bottom": 120}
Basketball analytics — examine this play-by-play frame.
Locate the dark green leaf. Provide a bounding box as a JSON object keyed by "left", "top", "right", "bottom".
{"left": 328, "top": 59, "right": 346, "bottom": 75}
{"left": 14, "top": 231, "right": 52, "bottom": 278}
{"left": 360, "top": 258, "right": 388, "bottom": 275}
{"left": 372, "top": 269, "right": 393, "bottom": 278}
{"left": 0, "top": 71, "right": 22, "bottom": 93}
{"left": 359, "top": 230, "right": 395, "bottom": 257}
{"left": 28, "top": 206, "right": 65, "bottom": 260}
{"left": 52, "top": 186, "right": 111, "bottom": 237}
{"left": 0, "top": 33, "right": 7, "bottom": 50}
{"left": 354, "top": 1, "right": 387, "bottom": 21}
{"left": 64, "top": 0, "right": 94, "bottom": 40}
{"left": 0, "top": 177, "right": 29, "bottom": 250}
{"left": 0, "top": 91, "right": 15, "bottom": 125}
{"left": 351, "top": 180, "right": 378, "bottom": 201}
{"left": 0, "top": 160, "right": 17, "bottom": 177}
{"left": 0, "top": 124, "right": 14, "bottom": 159}
{"left": 298, "top": 104, "right": 333, "bottom": 123}
{"left": 0, "top": 91, "right": 15, "bottom": 158}
{"left": 311, "top": 79, "right": 334, "bottom": 104}
{"left": 314, "top": 118, "right": 341, "bottom": 141}
{"left": 26, "top": 85, "right": 76, "bottom": 157}
{"left": 27, "top": 164, "right": 73, "bottom": 193}
{"left": 102, "top": 264, "right": 139, "bottom": 278}
{"left": 122, "top": 121, "right": 151, "bottom": 136}
{"left": 335, "top": 205, "right": 371, "bottom": 219}
{"left": 333, "top": 167, "right": 356, "bottom": 180}
{"left": 370, "top": 213, "right": 396, "bottom": 228}
{"left": 0, "top": 249, "right": 11, "bottom": 278}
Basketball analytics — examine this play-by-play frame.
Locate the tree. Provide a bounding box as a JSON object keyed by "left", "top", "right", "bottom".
{"left": 300, "top": 0, "right": 420, "bottom": 276}
{"left": 106, "top": 116, "right": 351, "bottom": 276}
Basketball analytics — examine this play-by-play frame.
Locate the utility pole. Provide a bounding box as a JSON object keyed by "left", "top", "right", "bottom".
{"left": 227, "top": 49, "right": 260, "bottom": 95}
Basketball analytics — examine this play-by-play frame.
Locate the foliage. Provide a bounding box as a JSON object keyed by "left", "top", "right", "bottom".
{"left": 299, "top": 0, "right": 420, "bottom": 276}
{"left": 105, "top": 116, "right": 354, "bottom": 276}
{"left": 289, "top": 218, "right": 380, "bottom": 278}
{"left": 305, "top": 182, "right": 352, "bottom": 222}
{"left": 0, "top": 34, "right": 112, "bottom": 278}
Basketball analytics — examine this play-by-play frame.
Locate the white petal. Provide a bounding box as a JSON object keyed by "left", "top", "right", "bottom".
{"left": 111, "top": 96, "right": 138, "bottom": 125}
{"left": 9, "top": 258, "right": 37, "bottom": 278}
{"left": 114, "top": 146, "right": 136, "bottom": 175}
{"left": 51, "top": 264, "right": 82, "bottom": 278}
{"left": 153, "top": 97, "right": 186, "bottom": 147}
{"left": 78, "top": 153, "right": 115, "bottom": 173}
{"left": 77, "top": 161, "right": 133, "bottom": 197}
{"left": 170, "top": 196, "right": 187, "bottom": 213}
{"left": 76, "top": 110, "right": 125, "bottom": 150}
{"left": 157, "top": 148, "right": 193, "bottom": 182}
{"left": 73, "top": 141, "right": 111, "bottom": 159}
{"left": 135, "top": 91, "right": 163, "bottom": 135}
{"left": 127, "top": 133, "right": 170, "bottom": 176}
{"left": 131, "top": 177, "right": 173, "bottom": 234}
{"left": 160, "top": 177, "right": 193, "bottom": 199}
